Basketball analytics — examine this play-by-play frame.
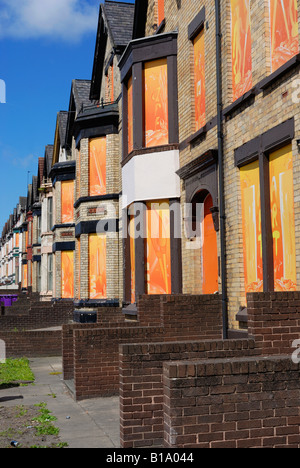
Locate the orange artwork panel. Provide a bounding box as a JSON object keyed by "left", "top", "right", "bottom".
{"left": 61, "top": 180, "right": 74, "bottom": 224}
{"left": 144, "top": 59, "right": 169, "bottom": 148}
{"left": 193, "top": 29, "right": 206, "bottom": 131}
{"left": 231, "top": 0, "right": 253, "bottom": 101}
{"left": 89, "top": 137, "right": 106, "bottom": 196}
{"left": 146, "top": 201, "right": 171, "bottom": 295}
{"left": 269, "top": 144, "right": 296, "bottom": 291}
{"left": 269, "top": 0, "right": 299, "bottom": 72}
{"left": 158, "top": 0, "right": 165, "bottom": 25}
{"left": 23, "top": 264, "right": 28, "bottom": 289}
{"left": 129, "top": 215, "right": 136, "bottom": 303}
{"left": 61, "top": 251, "right": 74, "bottom": 299}
{"left": 201, "top": 194, "right": 218, "bottom": 294}
{"left": 89, "top": 234, "right": 107, "bottom": 300}
{"left": 127, "top": 76, "right": 133, "bottom": 154}
{"left": 240, "top": 160, "right": 263, "bottom": 293}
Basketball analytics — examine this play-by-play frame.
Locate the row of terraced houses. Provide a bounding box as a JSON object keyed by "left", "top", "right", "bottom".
{"left": 1, "top": 0, "right": 300, "bottom": 448}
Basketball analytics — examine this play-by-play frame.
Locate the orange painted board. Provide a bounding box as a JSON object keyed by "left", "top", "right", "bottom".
{"left": 144, "top": 59, "right": 168, "bottom": 148}
{"left": 201, "top": 194, "right": 218, "bottom": 294}
{"left": 193, "top": 29, "right": 206, "bottom": 131}
{"left": 231, "top": 0, "right": 253, "bottom": 101}
{"left": 269, "top": 144, "right": 296, "bottom": 291}
{"left": 89, "top": 234, "right": 107, "bottom": 300}
{"left": 61, "top": 251, "right": 74, "bottom": 299}
{"left": 240, "top": 160, "right": 263, "bottom": 293}
{"left": 146, "top": 201, "right": 171, "bottom": 295}
{"left": 89, "top": 137, "right": 106, "bottom": 196}
{"left": 129, "top": 215, "right": 136, "bottom": 304}
{"left": 158, "top": 0, "right": 165, "bottom": 25}
{"left": 61, "top": 180, "right": 74, "bottom": 224}
{"left": 269, "top": 0, "right": 299, "bottom": 72}
{"left": 23, "top": 264, "right": 28, "bottom": 289}
{"left": 127, "top": 76, "right": 133, "bottom": 154}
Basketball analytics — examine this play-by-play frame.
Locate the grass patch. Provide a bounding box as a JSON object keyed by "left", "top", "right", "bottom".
{"left": 0, "top": 358, "right": 35, "bottom": 387}
{"left": 33, "top": 403, "right": 60, "bottom": 437}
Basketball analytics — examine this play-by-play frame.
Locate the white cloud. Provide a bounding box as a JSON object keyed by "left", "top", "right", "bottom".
{"left": 12, "top": 153, "right": 37, "bottom": 168}
{"left": 0, "top": 0, "right": 99, "bottom": 42}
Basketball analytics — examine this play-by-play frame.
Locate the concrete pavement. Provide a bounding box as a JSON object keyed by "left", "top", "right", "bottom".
{"left": 0, "top": 356, "right": 120, "bottom": 448}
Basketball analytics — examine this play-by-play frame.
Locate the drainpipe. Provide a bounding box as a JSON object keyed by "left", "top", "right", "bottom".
{"left": 215, "top": 0, "right": 228, "bottom": 339}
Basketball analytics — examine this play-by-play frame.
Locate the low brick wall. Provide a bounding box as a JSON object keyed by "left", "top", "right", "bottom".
{"left": 0, "top": 330, "right": 62, "bottom": 358}
{"left": 72, "top": 326, "right": 164, "bottom": 400}
{"left": 63, "top": 294, "right": 223, "bottom": 401}
{"left": 0, "top": 300, "right": 73, "bottom": 331}
{"left": 119, "top": 339, "right": 256, "bottom": 448}
{"left": 163, "top": 355, "right": 300, "bottom": 448}
{"left": 248, "top": 291, "right": 300, "bottom": 355}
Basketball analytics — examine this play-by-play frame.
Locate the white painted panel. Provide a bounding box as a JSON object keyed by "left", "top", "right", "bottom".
{"left": 122, "top": 150, "right": 180, "bottom": 209}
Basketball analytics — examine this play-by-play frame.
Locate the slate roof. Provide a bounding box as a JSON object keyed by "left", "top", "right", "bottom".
{"left": 72, "top": 80, "right": 93, "bottom": 113}
{"left": 58, "top": 111, "right": 69, "bottom": 148}
{"left": 103, "top": 1, "right": 135, "bottom": 47}
{"left": 43, "top": 145, "right": 54, "bottom": 179}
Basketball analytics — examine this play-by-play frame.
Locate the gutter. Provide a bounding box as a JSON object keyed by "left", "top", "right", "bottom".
{"left": 215, "top": 0, "right": 228, "bottom": 339}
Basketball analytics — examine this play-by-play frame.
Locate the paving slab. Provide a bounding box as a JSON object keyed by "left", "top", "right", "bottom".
{"left": 0, "top": 356, "right": 120, "bottom": 449}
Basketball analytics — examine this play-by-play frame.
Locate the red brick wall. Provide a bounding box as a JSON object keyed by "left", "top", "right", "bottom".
{"left": 63, "top": 294, "right": 223, "bottom": 401}
{"left": 0, "top": 330, "right": 62, "bottom": 358}
{"left": 72, "top": 326, "right": 164, "bottom": 400}
{"left": 247, "top": 292, "right": 300, "bottom": 355}
{"left": 119, "top": 338, "right": 256, "bottom": 448}
{"left": 0, "top": 300, "right": 73, "bottom": 331}
{"left": 138, "top": 294, "right": 223, "bottom": 340}
{"left": 163, "top": 355, "right": 300, "bottom": 448}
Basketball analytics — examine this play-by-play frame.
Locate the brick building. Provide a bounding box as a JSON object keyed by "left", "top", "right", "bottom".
{"left": 1, "top": 0, "right": 300, "bottom": 448}
{"left": 115, "top": 0, "right": 300, "bottom": 334}
{"left": 50, "top": 110, "right": 76, "bottom": 301}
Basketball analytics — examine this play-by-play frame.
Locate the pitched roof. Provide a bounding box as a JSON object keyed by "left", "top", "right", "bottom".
{"left": 90, "top": 0, "right": 135, "bottom": 101}
{"left": 103, "top": 1, "right": 135, "bottom": 47}
{"left": 38, "top": 157, "right": 44, "bottom": 185}
{"left": 58, "top": 111, "right": 68, "bottom": 148}
{"left": 72, "top": 79, "right": 92, "bottom": 113}
{"left": 43, "top": 145, "right": 54, "bottom": 179}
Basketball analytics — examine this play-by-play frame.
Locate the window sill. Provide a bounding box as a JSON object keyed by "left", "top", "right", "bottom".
{"left": 156, "top": 19, "right": 165, "bottom": 35}
{"left": 259, "top": 53, "right": 300, "bottom": 90}
{"left": 223, "top": 87, "right": 256, "bottom": 118}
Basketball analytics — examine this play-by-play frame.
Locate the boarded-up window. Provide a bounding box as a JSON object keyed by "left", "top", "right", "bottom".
{"left": 146, "top": 200, "right": 171, "bottom": 295}
{"left": 269, "top": 0, "right": 299, "bottom": 72}
{"left": 61, "top": 181, "right": 74, "bottom": 224}
{"left": 129, "top": 214, "right": 135, "bottom": 303}
{"left": 158, "top": 0, "right": 165, "bottom": 25}
{"left": 193, "top": 29, "right": 206, "bottom": 131}
{"left": 144, "top": 59, "right": 169, "bottom": 148}
{"left": 201, "top": 194, "right": 218, "bottom": 294}
{"left": 89, "top": 233, "right": 107, "bottom": 300}
{"left": 269, "top": 144, "right": 296, "bottom": 291}
{"left": 23, "top": 263, "right": 28, "bottom": 289}
{"left": 240, "top": 160, "right": 263, "bottom": 293}
{"left": 89, "top": 137, "right": 106, "bottom": 196}
{"left": 231, "top": 0, "right": 253, "bottom": 101}
{"left": 61, "top": 251, "right": 74, "bottom": 299}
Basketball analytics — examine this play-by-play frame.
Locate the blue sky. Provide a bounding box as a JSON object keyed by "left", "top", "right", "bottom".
{"left": 0, "top": 0, "right": 133, "bottom": 230}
